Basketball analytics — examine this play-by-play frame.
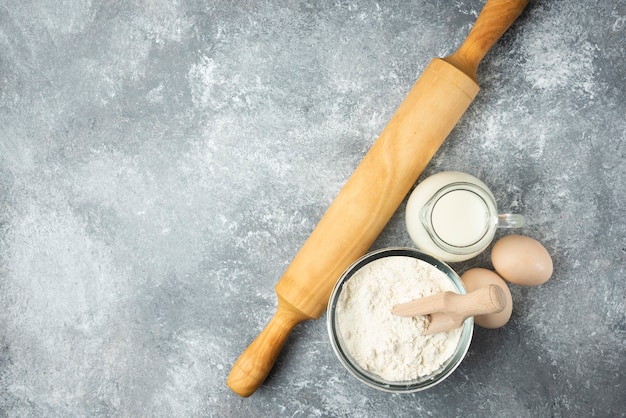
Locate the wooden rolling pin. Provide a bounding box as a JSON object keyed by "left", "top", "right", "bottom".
{"left": 228, "top": 0, "right": 528, "bottom": 397}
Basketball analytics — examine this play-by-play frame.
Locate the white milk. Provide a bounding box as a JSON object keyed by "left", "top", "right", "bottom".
{"left": 431, "top": 189, "right": 489, "bottom": 247}
{"left": 405, "top": 171, "right": 498, "bottom": 262}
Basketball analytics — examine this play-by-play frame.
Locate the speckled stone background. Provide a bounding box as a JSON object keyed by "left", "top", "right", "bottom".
{"left": 1, "top": 0, "right": 624, "bottom": 416}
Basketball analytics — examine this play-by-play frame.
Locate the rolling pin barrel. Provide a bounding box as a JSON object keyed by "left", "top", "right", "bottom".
{"left": 227, "top": 0, "right": 528, "bottom": 397}
{"left": 274, "top": 58, "right": 480, "bottom": 319}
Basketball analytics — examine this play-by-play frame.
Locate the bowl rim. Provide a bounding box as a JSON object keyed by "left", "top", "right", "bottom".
{"left": 326, "top": 247, "right": 474, "bottom": 393}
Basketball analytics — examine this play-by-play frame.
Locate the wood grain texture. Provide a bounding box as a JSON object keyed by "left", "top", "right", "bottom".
{"left": 226, "top": 296, "right": 310, "bottom": 397}
{"left": 444, "top": 0, "right": 528, "bottom": 82}
{"left": 274, "top": 58, "right": 479, "bottom": 320}
{"left": 392, "top": 285, "right": 507, "bottom": 335}
{"left": 227, "top": 0, "right": 528, "bottom": 397}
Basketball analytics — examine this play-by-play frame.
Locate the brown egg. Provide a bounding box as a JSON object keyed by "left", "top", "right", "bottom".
{"left": 491, "top": 235, "right": 553, "bottom": 286}
{"left": 461, "top": 268, "right": 513, "bottom": 329}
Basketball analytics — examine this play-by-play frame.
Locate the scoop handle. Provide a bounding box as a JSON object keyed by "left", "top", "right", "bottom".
{"left": 458, "top": 284, "right": 507, "bottom": 318}
{"left": 444, "top": 0, "right": 528, "bottom": 80}
{"left": 226, "top": 300, "right": 309, "bottom": 397}
{"left": 423, "top": 285, "right": 507, "bottom": 335}
{"left": 392, "top": 285, "right": 506, "bottom": 321}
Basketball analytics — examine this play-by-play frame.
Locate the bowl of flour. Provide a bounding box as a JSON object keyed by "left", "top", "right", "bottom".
{"left": 326, "top": 247, "right": 473, "bottom": 392}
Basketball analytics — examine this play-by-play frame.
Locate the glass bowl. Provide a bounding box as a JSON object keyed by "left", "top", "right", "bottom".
{"left": 326, "top": 247, "right": 473, "bottom": 393}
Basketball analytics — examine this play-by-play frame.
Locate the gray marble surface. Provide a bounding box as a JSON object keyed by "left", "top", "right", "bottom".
{"left": 1, "top": 0, "right": 624, "bottom": 416}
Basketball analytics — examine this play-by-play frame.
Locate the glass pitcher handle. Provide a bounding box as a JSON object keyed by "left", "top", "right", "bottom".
{"left": 497, "top": 214, "right": 525, "bottom": 229}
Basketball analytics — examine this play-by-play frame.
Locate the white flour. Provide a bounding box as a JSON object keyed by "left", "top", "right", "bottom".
{"left": 336, "top": 256, "right": 462, "bottom": 381}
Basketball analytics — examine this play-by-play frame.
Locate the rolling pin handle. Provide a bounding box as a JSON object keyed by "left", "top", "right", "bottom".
{"left": 444, "top": 0, "right": 528, "bottom": 81}
{"left": 227, "top": 298, "right": 310, "bottom": 397}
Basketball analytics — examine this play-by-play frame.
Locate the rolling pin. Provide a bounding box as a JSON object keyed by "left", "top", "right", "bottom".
{"left": 227, "top": 0, "right": 528, "bottom": 397}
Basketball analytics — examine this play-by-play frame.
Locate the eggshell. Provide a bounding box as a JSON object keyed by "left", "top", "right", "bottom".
{"left": 461, "top": 268, "right": 513, "bottom": 329}
{"left": 491, "top": 235, "right": 553, "bottom": 286}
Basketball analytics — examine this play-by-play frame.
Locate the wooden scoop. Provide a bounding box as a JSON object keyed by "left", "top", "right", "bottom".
{"left": 392, "top": 285, "right": 507, "bottom": 335}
